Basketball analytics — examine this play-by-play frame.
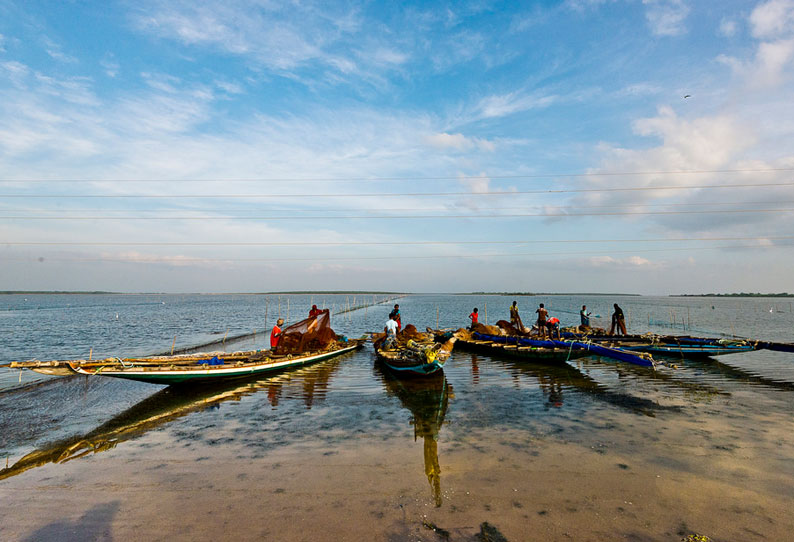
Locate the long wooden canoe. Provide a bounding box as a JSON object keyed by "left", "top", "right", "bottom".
{"left": 7, "top": 340, "right": 365, "bottom": 385}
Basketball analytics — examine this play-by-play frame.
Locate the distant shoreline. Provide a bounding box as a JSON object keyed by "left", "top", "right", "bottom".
{"left": 1, "top": 291, "right": 640, "bottom": 296}
{"left": 671, "top": 293, "right": 793, "bottom": 298}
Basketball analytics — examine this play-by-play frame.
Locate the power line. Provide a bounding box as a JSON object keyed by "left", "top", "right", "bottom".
{"left": 4, "top": 235, "right": 793, "bottom": 247}
{"left": 1, "top": 208, "right": 793, "bottom": 220}
{"left": 2, "top": 242, "right": 789, "bottom": 264}
{"left": 2, "top": 167, "right": 793, "bottom": 183}
{"left": 2, "top": 181, "right": 794, "bottom": 198}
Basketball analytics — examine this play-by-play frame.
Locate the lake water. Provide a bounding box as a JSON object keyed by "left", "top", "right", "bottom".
{"left": 1, "top": 293, "right": 793, "bottom": 541}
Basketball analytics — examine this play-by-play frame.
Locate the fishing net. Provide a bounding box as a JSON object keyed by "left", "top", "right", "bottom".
{"left": 274, "top": 309, "right": 337, "bottom": 355}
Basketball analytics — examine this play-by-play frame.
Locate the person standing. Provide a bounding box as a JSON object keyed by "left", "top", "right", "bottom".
{"left": 468, "top": 308, "right": 479, "bottom": 329}
{"left": 536, "top": 303, "right": 548, "bottom": 338}
{"left": 509, "top": 301, "right": 522, "bottom": 330}
{"left": 309, "top": 304, "right": 321, "bottom": 318}
{"left": 580, "top": 305, "right": 591, "bottom": 328}
{"left": 271, "top": 318, "right": 285, "bottom": 350}
{"left": 389, "top": 304, "right": 401, "bottom": 331}
{"left": 383, "top": 315, "right": 399, "bottom": 349}
{"left": 609, "top": 304, "right": 627, "bottom": 336}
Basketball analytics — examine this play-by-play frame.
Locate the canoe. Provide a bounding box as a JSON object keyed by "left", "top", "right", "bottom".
{"left": 456, "top": 336, "right": 587, "bottom": 364}
{"left": 470, "top": 333, "right": 656, "bottom": 367}
{"left": 559, "top": 331, "right": 757, "bottom": 358}
{"left": 374, "top": 339, "right": 450, "bottom": 376}
{"left": 13, "top": 340, "right": 365, "bottom": 385}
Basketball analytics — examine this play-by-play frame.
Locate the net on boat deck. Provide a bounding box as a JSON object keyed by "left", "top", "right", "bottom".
{"left": 275, "top": 309, "right": 337, "bottom": 355}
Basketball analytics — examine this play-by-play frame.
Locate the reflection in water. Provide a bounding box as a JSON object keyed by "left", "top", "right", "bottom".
{"left": 480, "top": 354, "right": 683, "bottom": 415}
{"left": 377, "top": 368, "right": 451, "bottom": 507}
{"left": 0, "top": 358, "right": 344, "bottom": 481}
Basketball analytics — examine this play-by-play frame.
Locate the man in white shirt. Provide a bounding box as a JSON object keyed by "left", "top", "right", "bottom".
{"left": 383, "top": 316, "right": 399, "bottom": 349}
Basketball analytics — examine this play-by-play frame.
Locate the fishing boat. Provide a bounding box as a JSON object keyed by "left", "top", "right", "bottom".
{"left": 455, "top": 333, "right": 588, "bottom": 364}
{"left": 4, "top": 310, "right": 365, "bottom": 385}
{"left": 464, "top": 332, "right": 657, "bottom": 367}
{"left": 559, "top": 331, "right": 758, "bottom": 358}
{"left": 373, "top": 325, "right": 458, "bottom": 376}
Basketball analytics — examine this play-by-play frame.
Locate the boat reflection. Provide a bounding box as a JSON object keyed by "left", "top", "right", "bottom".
{"left": 377, "top": 367, "right": 451, "bottom": 507}
{"left": 0, "top": 358, "right": 344, "bottom": 481}
{"left": 480, "top": 354, "right": 685, "bottom": 415}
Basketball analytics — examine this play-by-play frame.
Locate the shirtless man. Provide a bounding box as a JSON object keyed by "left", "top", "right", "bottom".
{"left": 536, "top": 303, "right": 549, "bottom": 338}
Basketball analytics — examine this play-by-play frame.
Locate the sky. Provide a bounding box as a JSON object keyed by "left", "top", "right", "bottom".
{"left": 1, "top": 0, "right": 793, "bottom": 294}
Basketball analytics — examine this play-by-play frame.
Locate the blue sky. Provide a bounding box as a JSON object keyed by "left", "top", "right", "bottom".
{"left": 1, "top": 0, "right": 793, "bottom": 294}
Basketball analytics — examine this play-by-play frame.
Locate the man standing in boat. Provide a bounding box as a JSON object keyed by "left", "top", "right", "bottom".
{"left": 309, "top": 304, "right": 321, "bottom": 318}
{"left": 389, "top": 304, "right": 402, "bottom": 331}
{"left": 468, "top": 307, "right": 479, "bottom": 330}
{"left": 271, "top": 318, "right": 284, "bottom": 350}
{"left": 383, "top": 314, "right": 399, "bottom": 349}
{"left": 580, "top": 305, "right": 591, "bottom": 329}
{"left": 536, "top": 303, "right": 548, "bottom": 338}
{"left": 609, "top": 304, "right": 627, "bottom": 336}
{"left": 509, "top": 301, "right": 522, "bottom": 331}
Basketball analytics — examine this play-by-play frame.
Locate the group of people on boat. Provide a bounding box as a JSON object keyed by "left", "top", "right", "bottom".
{"left": 467, "top": 300, "right": 628, "bottom": 338}
{"left": 270, "top": 304, "right": 329, "bottom": 350}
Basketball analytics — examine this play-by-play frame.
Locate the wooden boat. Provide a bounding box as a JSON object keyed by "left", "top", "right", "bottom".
{"left": 465, "top": 332, "right": 657, "bottom": 367}
{"left": 559, "top": 331, "right": 758, "bottom": 358}
{"left": 456, "top": 334, "right": 588, "bottom": 364}
{"left": 4, "top": 310, "right": 364, "bottom": 385}
{"left": 373, "top": 326, "right": 458, "bottom": 377}
{"left": 63, "top": 341, "right": 362, "bottom": 385}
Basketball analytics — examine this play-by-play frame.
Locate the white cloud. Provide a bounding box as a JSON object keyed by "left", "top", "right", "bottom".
{"left": 425, "top": 132, "right": 495, "bottom": 152}
{"left": 101, "top": 56, "right": 120, "bottom": 78}
{"left": 43, "top": 37, "right": 78, "bottom": 64}
{"left": 718, "top": 18, "right": 738, "bottom": 38}
{"left": 473, "top": 91, "right": 558, "bottom": 119}
{"left": 750, "top": 0, "right": 794, "bottom": 39}
{"left": 589, "top": 255, "right": 656, "bottom": 267}
{"left": 642, "top": 0, "right": 690, "bottom": 37}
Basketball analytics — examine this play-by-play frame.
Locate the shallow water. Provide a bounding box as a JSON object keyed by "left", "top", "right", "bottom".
{"left": 1, "top": 294, "right": 793, "bottom": 541}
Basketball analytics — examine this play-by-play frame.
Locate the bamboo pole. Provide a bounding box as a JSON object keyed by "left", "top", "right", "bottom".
{"left": 89, "top": 347, "right": 93, "bottom": 361}
{"left": 484, "top": 303, "right": 487, "bottom": 326}
{"left": 171, "top": 337, "right": 176, "bottom": 355}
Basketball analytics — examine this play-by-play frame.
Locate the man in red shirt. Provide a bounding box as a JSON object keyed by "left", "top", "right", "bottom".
{"left": 309, "top": 305, "right": 321, "bottom": 317}
{"left": 468, "top": 308, "right": 479, "bottom": 329}
{"left": 271, "top": 318, "right": 284, "bottom": 349}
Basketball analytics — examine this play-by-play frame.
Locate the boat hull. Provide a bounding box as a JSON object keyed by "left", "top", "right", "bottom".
{"left": 69, "top": 343, "right": 363, "bottom": 385}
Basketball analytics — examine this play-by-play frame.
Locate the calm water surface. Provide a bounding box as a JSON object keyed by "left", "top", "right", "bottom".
{"left": 1, "top": 294, "right": 793, "bottom": 541}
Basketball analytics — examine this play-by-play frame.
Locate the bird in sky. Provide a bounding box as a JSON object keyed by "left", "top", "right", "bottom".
{"left": 683, "top": 94, "right": 691, "bottom": 98}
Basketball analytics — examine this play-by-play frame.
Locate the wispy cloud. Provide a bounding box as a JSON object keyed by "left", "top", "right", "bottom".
{"left": 642, "top": 0, "right": 690, "bottom": 36}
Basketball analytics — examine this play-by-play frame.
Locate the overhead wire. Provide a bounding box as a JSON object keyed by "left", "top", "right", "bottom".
{"left": 1, "top": 207, "right": 794, "bottom": 220}
{"left": 4, "top": 235, "right": 793, "bottom": 247}
{"left": 3, "top": 241, "right": 791, "bottom": 264}
{"left": 2, "top": 181, "right": 794, "bottom": 198}
{"left": 2, "top": 166, "right": 793, "bottom": 183}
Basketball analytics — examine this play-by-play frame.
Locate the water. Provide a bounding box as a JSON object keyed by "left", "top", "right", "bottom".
{"left": 1, "top": 294, "right": 793, "bottom": 541}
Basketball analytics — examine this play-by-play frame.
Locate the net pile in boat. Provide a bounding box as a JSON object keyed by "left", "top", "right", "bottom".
{"left": 275, "top": 309, "right": 337, "bottom": 355}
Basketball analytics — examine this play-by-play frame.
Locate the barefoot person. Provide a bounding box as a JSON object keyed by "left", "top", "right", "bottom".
{"left": 468, "top": 308, "right": 479, "bottom": 329}
{"left": 509, "top": 301, "right": 523, "bottom": 332}
{"left": 536, "top": 303, "right": 548, "bottom": 338}
{"left": 270, "top": 318, "right": 285, "bottom": 350}
{"left": 609, "top": 304, "right": 627, "bottom": 336}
